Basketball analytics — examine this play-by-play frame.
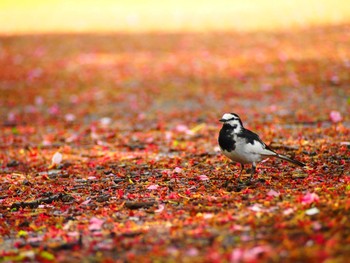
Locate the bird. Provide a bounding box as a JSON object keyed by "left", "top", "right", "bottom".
{"left": 218, "top": 113, "right": 305, "bottom": 181}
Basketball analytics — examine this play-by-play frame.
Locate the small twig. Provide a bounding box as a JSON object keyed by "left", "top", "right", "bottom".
{"left": 51, "top": 233, "right": 83, "bottom": 251}
{"left": 10, "top": 193, "right": 74, "bottom": 209}
{"left": 125, "top": 201, "right": 157, "bottom": 210}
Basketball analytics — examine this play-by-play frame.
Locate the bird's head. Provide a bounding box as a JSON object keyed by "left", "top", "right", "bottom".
{"left": 219, "top": 113, "right": 243, "bottom": 132}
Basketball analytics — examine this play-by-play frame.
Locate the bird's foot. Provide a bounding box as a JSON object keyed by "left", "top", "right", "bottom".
{"left": 223, "top": 173, "right": 263, "bottom": 191}
{"left": 237, "top": 173, "right": 252, "bottom": 182}
{"left": 238, "top": 178, "right": 253, "bottom": 186}
{"left": 238, "top": 174, "right": 264, "bottom": 185}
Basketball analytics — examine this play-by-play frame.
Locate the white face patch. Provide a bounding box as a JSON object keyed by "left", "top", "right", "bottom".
{"left": 221, "top": 113, "right": 238, "bottom": 121}
{"left": 227, "top": 119, "right": 242, "bottom": 133}
{"left": 221, "top": 113, "right": 243, "bottom": 133}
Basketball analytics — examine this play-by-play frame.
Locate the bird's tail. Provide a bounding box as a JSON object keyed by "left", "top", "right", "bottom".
{"left": 277, "top": 154, "right": 305, "bottom": 167}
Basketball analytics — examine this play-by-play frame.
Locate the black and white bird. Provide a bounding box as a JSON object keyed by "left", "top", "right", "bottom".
{"left": 218, "top": 113, "right": 305, "bottom": 181}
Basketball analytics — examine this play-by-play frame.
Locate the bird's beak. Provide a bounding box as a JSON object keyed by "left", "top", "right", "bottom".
{"left": 219, "top": 119, "right": 226, "bottom": 122}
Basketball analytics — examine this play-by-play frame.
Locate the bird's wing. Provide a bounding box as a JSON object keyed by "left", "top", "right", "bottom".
{"left": 238, "top": 129, "right": 278, "bottom": 156}
{"left": 239, "top": 128, "right": 305, "bottom": 166}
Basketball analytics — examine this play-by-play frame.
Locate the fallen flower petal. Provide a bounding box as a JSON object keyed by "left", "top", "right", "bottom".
{"left": 231, "top": 246, "right": 271, "bottom": 263}
{"left": 283, "top": 208, "right": 294, "bottom": 216}
{"left": 100, "top": 117, "right": 112, "bottom": 126}
{"left": 330, "top": 110, "right": 342, "bottom": 123}
{"left": 65, "top": 113, "right": 76, "bottom": 122}
{"left": 186, "top": 247, "right": 199, "bottom": 256}
{"left": 305, "top": 207, "right": 320, "bottom": 216}
{"left": 81, "top": 199, "right": 91, "bottom": 205}
{"left": 173, "top": 167, "right": 183, "bottom": 173}
{"left": 155, "top": 204, "right": 165, "bottom": 213}
{"left": 230, "top": 248, "right": 244, "bottom": 263}
{"left": 203, "top": 213, "right": 214, "bottom": 219}
{"left": 147, "top": 184, "right": 159, "bottom": 190}
{"left": 51, "top": 152, "right": 62, "bottom": 165}
{"left": 87, "top": 176, "right": 97, "bottom": 180}
{"left": 175, "top": 124, "right": 189, "bottom": 132}
{"left": 267, "top": 189, "right": 280, "bottom": 197}
{"left": 249, "top": 204, "right": 263, "bottom": 212}
{"left": 67, "top": 231, "right": 80, "bottom": 237}
{"left": 198, "top": 174, "right": 209, "bottom": 181}
{"left": 89, "top": 217, "right": 105, "bottom": 231}
{"left": 302, "top": 193, "right": 320, "bottom": 205}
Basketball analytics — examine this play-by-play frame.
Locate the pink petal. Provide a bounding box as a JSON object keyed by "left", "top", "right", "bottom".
{"left": 67, "top": 231, "right": 80, "bottom": 237}
{"left": 249, "top": 246, "right": 270, "bottom": 256}
{"left": 267, "top": 189, "right": 280, "bottom": 197}
{"left": 89, "top": 217, "right": 104, "bottom": 231}
{"left": 231, "top": 246, "right": 270, "bottom": 263}
{"left": 330, "top": 110, "right": 342, "bottom": 123}
{"left": 88, "top": 176, "right": 97, "bottom": 180}
{"left": 8, "top": 112, "right": 16, "bottom": 122}
{"left": 27, "top": 236, "right": 44, "bottom": 243}
{"left": 260, "top": 158, "right": 270, "bottom": 163}
{"left": 147, "top": 184, "right": 159, "bottom": 190}
{"left": 167, "top": 246, "right": 179, "bottom": 255}
{"left": 96, "top": 241, "right": 113, "bottom": 250}
{"left": 173, "top": 167, "right": 183, "bottom": 173}
{"left": 283, "top": 208, "right": 294, "bottom": 215}
{"left": 231, "top": 224, "right": 244, "bottom": 231}
{"left": 203, "top": 213, "right": 214, "bottom": 219}
{"left": 91, "top": 132, "right": 99, "bottom": 140}
{"left": 302, "top": 192, "right": 319, "bottom": 205}
{"left": 48, "top": 104, "right": 60, "bottom": 115}
{"left": 52, "top": 152, "right": 62, "bottom": 164}
{"left": 313, "top": 221, "right": 322, "bottom": 230}
{"left": 155, "top": 204, "right": 165, "bottom": 213}
{"left": 186, "top": 248, "right": 199, "bottom": 256}
{"left": 249, "top": 204, "right": 263, "bottom": 212}
{"left": 65, "top": 113, "right": 76, "bottom": 122}
{"left": 35, "top": 96, "right": 44, "bottom": 105}
{"left": 66, "top": 134, "right": 78, "bottom": 143}
{"left": 198, "top": 174, "right": 209, "bottom": 181}
{"left": 100, "top": 117, "right": 112, "bottom": 126}
{"left": 244, "top": 246, "right": 270, "bottom": 261}
{"left": 230, "top": 248, "right": 244, "bottom": 263}
{"left": 175, "top": 124, "right": 189, "bottom": 132}
{"left": 81, "top": 199, "right": 91, "bottom": 205}
{"left": 165, "top": 131, "right": 172, "bottom": 141}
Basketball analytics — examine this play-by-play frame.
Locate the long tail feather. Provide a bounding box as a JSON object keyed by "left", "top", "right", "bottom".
{"left": 277, "top": 154, "right": 305, "bottom": 167}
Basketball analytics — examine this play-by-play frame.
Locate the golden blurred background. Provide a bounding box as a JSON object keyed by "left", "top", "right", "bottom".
{"left": 1, "top": 0, "right": 350, "bottom": 34}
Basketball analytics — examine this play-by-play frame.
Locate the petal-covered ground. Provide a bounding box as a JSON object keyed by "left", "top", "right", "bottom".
{"left": 0, "top": 9, "right": 350, "bottom": 263}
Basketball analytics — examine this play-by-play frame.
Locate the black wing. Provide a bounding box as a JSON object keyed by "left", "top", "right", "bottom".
{"left": 238, "top": 128, "right": 277, "bottom": 153}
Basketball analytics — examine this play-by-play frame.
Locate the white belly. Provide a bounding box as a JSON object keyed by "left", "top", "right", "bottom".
{"left": 220, "top": 139, "right": 269, "bottom": 164}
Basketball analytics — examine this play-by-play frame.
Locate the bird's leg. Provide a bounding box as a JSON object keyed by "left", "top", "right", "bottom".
{"left": 249, "top": 163, "right": 256, "bottom": 181}
{"left": 237, "top": 163, "right": 244, "bottom": 183}
{"left": 223, "top": 163, "right": 235, "bottom": 187}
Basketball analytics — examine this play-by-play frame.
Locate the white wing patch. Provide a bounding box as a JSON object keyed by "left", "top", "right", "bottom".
{"left": 243, "top": 141, "right": 276, "bottom": 156}
{"left": 224, "top": 138, "right": 277, "bottom": 164}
